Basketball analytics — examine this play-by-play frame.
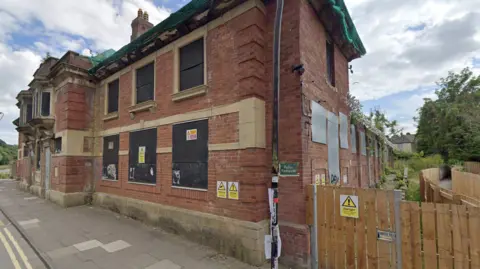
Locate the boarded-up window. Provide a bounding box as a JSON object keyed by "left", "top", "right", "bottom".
{"left": 103, "top": 135, "right": 119, "bottom": 180}
{"left": 351, "top": 125, "right": 357, "bottom": 153}
{"left": 375, "top": 140, "right": 379, "bottom": 157}
{"left": 360, "top": 131, "right": 367, "bottom": 156}
{"left": 36, "top": 143, "right": 41, "bottom": 169}
{"left": 172, "top": 120, "right": 208, "bottom": 189}
{"left": 136, "top": 63, "right": 154, "bottom": 104}
{"left": 326, "top": 40, "right": 335, "bottom": 86}
{"left": 41, "top": 92, "right": 50, "bottom": 116}
{"left": 54, "top": 137, "right": 62, "bottom": 154}
{"left": 311, "top": 101, "right": 327, "bottom": 144}
{"left": 339, "top": 112, "right": 348, "bottom": 149}
{"left": 107, "top": 79, "right": 119, "bottom": 113}
{"left": 180, "top": 38, "right": 204, "bottom": 91}
{"left": 26, "top": 104, "right": 33, "bottom": 122}
{"left": 327, "top": 112, "right": 340, "bottom": 184}
{"left": 129, "top": 129, "right": 157, "bottom": 184}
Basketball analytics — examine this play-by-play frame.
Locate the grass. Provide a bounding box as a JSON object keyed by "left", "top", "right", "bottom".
{"left": 0, "top": 164, "right": 9, "bottom": 170}
{"left": 0, "top": 173, "right": 10, "bottom": 179}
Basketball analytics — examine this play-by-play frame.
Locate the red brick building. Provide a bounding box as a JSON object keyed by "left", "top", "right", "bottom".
{"left": 14, "top": 0, "right": 394, "bottom": 267}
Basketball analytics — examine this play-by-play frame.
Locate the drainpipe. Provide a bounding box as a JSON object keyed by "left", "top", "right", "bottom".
{"left": 271, "top": 0, "right": 284, "bottom": 269}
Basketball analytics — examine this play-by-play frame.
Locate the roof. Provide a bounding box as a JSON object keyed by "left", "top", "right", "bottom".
{"left": 391, "top": 134, "right": 415, "bottom": 144}
{"left": 89, "top": 0, "right": 365, "bottom": 78}
{"left": 89, "top": 0, "right": 211, "bottom": 76}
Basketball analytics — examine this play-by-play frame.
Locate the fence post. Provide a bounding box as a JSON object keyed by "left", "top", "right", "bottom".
{"left": 394, "top": 190, "right": 403, "bottom": 269}
{"left": 311, "top": 184, "right": 319, "bottom": 269}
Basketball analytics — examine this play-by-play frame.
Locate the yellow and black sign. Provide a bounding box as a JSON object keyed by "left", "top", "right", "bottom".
{"left": 217, "top": 181, "right": 227, "bottom": 199}
{"left": 340, "top": 195, "right": 359, "bottom": 218}
{"left": 228, "top": 182, "right": 239, "bottom": 200}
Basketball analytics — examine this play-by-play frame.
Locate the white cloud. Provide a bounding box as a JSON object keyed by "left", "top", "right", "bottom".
{"left": 345, "top": 0, "right": 480, "bottom": 101}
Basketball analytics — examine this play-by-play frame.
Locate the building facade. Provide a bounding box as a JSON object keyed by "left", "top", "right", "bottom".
{"left": 14, "top": 0, "right": 393, "bottom": 267}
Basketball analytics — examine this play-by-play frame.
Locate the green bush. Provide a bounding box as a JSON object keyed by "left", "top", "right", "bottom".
{"left": 0, "top": 173, "right": 10, "bottom": 179}
{"left": 394, "top": 153, "right": 444, "bottom": 172}
{"left": 405, "top": 181, "right": 421, "bottom": 201}
{"left": 395, "top": 179, "right": 406, "bottom": 189}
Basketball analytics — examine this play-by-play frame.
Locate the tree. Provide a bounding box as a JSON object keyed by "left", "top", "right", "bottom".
{"left": 416, "top": 67, "right": 480, "bottom": 161}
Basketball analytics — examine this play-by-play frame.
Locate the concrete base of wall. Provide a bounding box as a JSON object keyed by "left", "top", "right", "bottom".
{"left": 93, "top": 192, "right": 268, "bottom": 266}
{"left": 29, "top": 185, "right": 45, "bottom": 198}
{"left": 17, "top": 181, "right": 29, "bottom": 192}
{"left": 46, "top": 190, "right": 87, "bottom": 208}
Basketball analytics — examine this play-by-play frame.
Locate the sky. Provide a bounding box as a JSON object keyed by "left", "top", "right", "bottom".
{"left": 0, "top": 0, "right": 479, "bottom": 145}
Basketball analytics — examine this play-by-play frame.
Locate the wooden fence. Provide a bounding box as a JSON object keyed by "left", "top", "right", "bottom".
{"left": 420, "top": 169, "right": 480, "bottom": 207}
{"left": 464, "top": 162, "right": 480, "bottom": 175}
{"left": 307, "top": 185, "right": 480, "bottom": 269}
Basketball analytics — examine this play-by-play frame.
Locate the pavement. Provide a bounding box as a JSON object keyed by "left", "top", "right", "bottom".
{"left": 0, "top": 179, "right": 279, "bottom": 269}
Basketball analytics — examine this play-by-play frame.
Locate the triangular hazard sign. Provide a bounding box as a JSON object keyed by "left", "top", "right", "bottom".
{"left": 218, "top": 183, "right": 226, "bottom": 191}
{"left": 342, "top": 196, "right": 356, "bottom": 208}
{"left": 229, "top": 183, "right": 237, "bottom": 192}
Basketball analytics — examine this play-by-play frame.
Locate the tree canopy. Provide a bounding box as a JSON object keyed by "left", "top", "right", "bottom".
{"left": 416, "top": 67, "right": 480, "bottom": 162}
{"left": 0, "top": 139, "right": 17, "bottom": 165}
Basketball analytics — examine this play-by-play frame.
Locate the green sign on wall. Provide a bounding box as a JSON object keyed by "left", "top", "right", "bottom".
{"left": 279, "top": 162, "right": 299, "bottom": 176}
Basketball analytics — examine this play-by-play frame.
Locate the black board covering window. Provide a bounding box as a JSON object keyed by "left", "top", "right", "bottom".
{"left": 326, "top": 40, "right": 335, "bottom": 86}
{"left": 36, "top": 143, "right": 41, "bottom": 169}
{"left": 26, "top": 104, "right": 33, "bottom": 122}
{"left": 54, "top": 137, "right": 62, "bottom": 154}
{"left": 172, "top": 119, "right": 208, "bottom": 189}
{"left": 129, "top": 129, "right": 157, "bottom": 184}
{"left": 103, "top": 135, "right": 119, "bottom": 180}
{"left": 136, "top": 62, "right": 154, "bottom": 104}
{"left": 107, "top": 79, "right": 119, "bottom": 113}
{"left": 41, "top": 92, "right": 50, "bottom": 116}
{"left": 179, "top": 38, "right": 204, "bottom": 91}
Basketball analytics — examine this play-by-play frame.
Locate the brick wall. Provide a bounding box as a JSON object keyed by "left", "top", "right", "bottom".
{"left": 55, "top": 83, "right": 95, "bottom": 133}
{"left": 51, "top": 156, "right": 93, "bottom": 193}
{"left": 93, "top": 5, "right": 270, "bottom": 223}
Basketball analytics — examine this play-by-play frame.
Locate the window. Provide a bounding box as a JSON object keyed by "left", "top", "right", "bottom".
{"left": 339, "top": 113, "right": 348, "bottom": 149}
{"left": 172, "top": 120, "right": 208, "bottom": 189}
{"left": 135, "top": 62, "right": 154, "bottom": 104}
{"left": 311, "top": 101, "right": 327, "bottom": 144}
{"left": 36, "top": 143, "right": 41, "bottom": 169}
{"left": 41, "top": 92, "right": 51, "bottom": 116}
{"left": 23, "top": 145, "right": 28, "bottom": 159}
{"left": 54, "top": 137, "right": 62, "bottom": 154}
{"left": 26, "top": 104, "right": 33, "bottom": 122}
{"left": 351, "top": 125, "right": 357, "bottom": 153}
{"left": 107, "top": 79, "right": 119, "bottom": 113}
{"left": 360, "top": 131, "right": 367, "bottom": 156}
{"left": 103, "top": 135, "right": 119, "bottom": 180}
{"left": 327, "top": 112, "right": 340, "bottom": 184}
{"left": 179, "top": 38, "right": 204, "bottom": 91}
{"left": 326, "top": 40, "right": 335, "bottom": 86}
{"left": 129, "top": 129, "right": 157, "bottom": 184}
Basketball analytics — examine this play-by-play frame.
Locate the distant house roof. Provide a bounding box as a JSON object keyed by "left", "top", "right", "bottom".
{"left": 391, "top": 134, "right": 415, "bottom": 144}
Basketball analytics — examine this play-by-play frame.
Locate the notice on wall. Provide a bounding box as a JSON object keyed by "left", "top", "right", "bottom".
{"left": 138, "top": 146, "right": 146, "bottom": 164}
{"left": 340, "top": 195, "right": 359, "bottom": 218}
{"left": 186, "top": 129, "right": 197, "bottom": 141}
{"left": 108, "top": 141, "right": 114, "bottom": 150}
{"left": 217, "top": 181, "right": 227, "bottom": 199}
{"left": 377, "top": 229, "right": 396, "bottom": 242}
{"left": 315, "top": 174, "right": 320, "bottom": 185}
{"left": 279, "top": 162, "right": 299, "bottom": 176}
{"left": 343, "top": 175, "right": 348, "bottom": 184}
{"left": 228, "top": 182, "right": 239, "bottom": 200}
{"left": 321, "top": 174, "right": 326, "bottom": 185}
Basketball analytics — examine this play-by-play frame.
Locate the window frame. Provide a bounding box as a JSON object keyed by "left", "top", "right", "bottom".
{"left": 41, "top": 91, "right": 51, "bottom": 117}
{"left": 102, "top": 135, "right": 119, "bottom": 181}
{"left": 173, "top": 28, "right": 207, "bottom": 94}
{"left": 106, "top": 79, "right": 120, "bottom": 114}
{"left": 54, "top": 137, "right": 62, "bottom": 154}
{"left": 130, "top": 59, "right": 156, "bottom": 105}
{"left": 326, "top": 39, "right": 336, "bottom": 87}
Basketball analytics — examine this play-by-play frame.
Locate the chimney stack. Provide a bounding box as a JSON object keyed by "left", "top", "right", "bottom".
{"left": 131, "top": 8, "right": 153, "bottom": 41}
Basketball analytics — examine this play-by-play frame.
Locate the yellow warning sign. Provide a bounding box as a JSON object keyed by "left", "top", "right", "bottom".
{"left": 138, "top": 146, "right": 146, "bottom": 164}
{"left": 217, "top": 181, "right": 227, "bottom": 199}
{"left": 228, "top": 182, "right": 239, "bottom": 200}
{"left": 340, "top": 195, "right": 359, "bottom": 218}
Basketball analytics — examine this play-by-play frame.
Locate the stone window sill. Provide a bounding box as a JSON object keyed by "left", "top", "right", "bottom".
{"left": 128, "top": 100, "right": 156, "bottom": 119}
{"left": 172, "top": 84, "right": 207, "bottom": 102}
{"left": 103, "top": 112, "right": 119, "bottom": 121}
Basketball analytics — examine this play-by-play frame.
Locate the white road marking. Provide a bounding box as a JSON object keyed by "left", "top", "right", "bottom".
{"left": 0, "top": 230, "right": 21, "bottom": 269}
{"left": 4, "top": 228, "right": 33, "bottom": 269}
